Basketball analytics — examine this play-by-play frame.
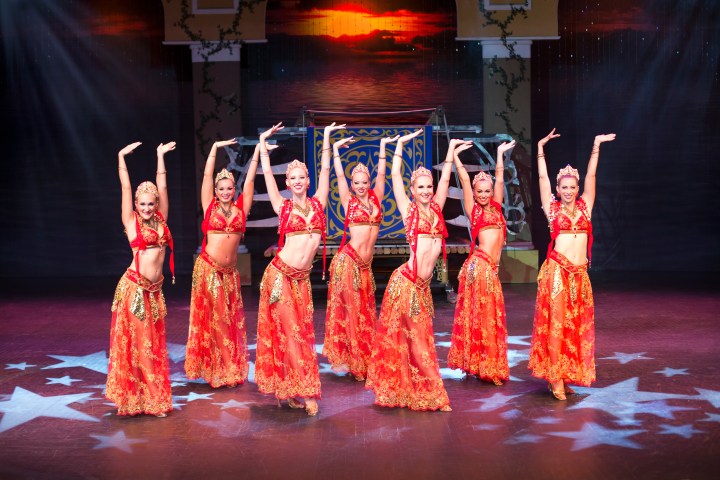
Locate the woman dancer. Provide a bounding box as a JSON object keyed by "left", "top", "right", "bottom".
{"left": 107, "top": 141, "right": 176, "bottom": 417}
{"left": 366, "top": 132, "right": 472, "bottom": 412}
{"left": 185, "top": 139, "right": 261, "bottom": 388}
{"left": 447, "top": 140, "right": 516, "bottom": 385}
{"left": 255, "top": 122, "right": 342, "bottom": 416}
{"left": 323, "top": 134, "right": 398, "bottom": 381}
{"left": 528, "top": 128, "right": 616, "bottom": 400}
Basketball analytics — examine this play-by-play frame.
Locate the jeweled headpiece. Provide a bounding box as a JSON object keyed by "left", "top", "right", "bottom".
{"left": 351, "top": 162, "right": 370, "bottom": 179}
{"left": 135, "top": 181, "right": 159, "bottom": 199}
{"left": 556, "top": 164, "right": 580, "bottom": 183}
{"left": 472, "top": 171, "right": 493, "bottom": 188}
{"left": 410, "top": 166, "right": 433, "bottom": 185}
{"left": 286, "top": 159, "right": 309, "bottom": 177}
{"left": 215, "top": 168, "right": 235, "bottom": 186}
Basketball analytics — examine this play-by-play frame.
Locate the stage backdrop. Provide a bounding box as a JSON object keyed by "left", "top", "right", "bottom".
{"left": 307, "top": 126, "right": 432, "bottom": 242}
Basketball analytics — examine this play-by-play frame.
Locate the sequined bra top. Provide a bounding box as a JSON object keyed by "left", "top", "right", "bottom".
{"left": 201, "top": 196, "right": 246, "bottom": 253}
{"left": 469, "top": 199, "right": 506, "bottom": 253}
{"left": 546, "top": 197, "right": 593, "bottom": 264}
{"left": 128, "top": 211, "right": 175, "bottom": 282}
{"left": 339, "top": 191, "right": 383, "bottom": 249}
{"left": 277, "top": 196, "right": 328, "bottom": 277}
{"left": 404, "top": 200, "right": 448, "bottom": 279}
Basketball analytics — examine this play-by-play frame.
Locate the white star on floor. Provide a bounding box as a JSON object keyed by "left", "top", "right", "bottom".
{"left": 46, "top": 376, "right": 83, "bottom": 386}
{"left": 548, "top": 422, "right": 645, "bottom": 451}
{"left": 658, "top": 424, "right": 703, "bottom": 439}
{"left": 505, "top": 433, "right": 544, "bottom": 444}
{"left": 5, "top": 362, "right": 36, "bottom": 371}
{"left": 614, "top": 400, "right": 695, "bottom": 425}
{"left": 318, "top": 362, "right": 347, "bottom": 376}
{"left": 699, "top": 413, "right": 720, "bottom": 423}
{"left": 500, "top": 409, "right": 522, "bottom": 420}
{"left": 693, "top": 388, "right": 720, "bottom": 409}
{"left": 212, "top": 399, "right": 253, "bottom": 410}
{"left": 599, "top": 352, "right": 652, "bottom": 364}
{"left": 507, "top": 349, "right": 530, "bottom": 368}
{"left": 173, "top": 392, "right": 214, "bottom": 402}
{"left": 440, "top": 367, "right": 465, "bottom": 380}
{"left": 42, "top": 351, "right": 108, "bottom": 374}
{"left": 467, "top": 392, "right": 522, "bottom": 413}
{"left": 0, "top": 387, "right": 99, "bottom": 433}
{"left": 90, "top": 430, "right": 147, "bottom": 453}
{"left": 435, "top": 341, "right": 451, "bottom": 348}
{"left": 569, "top": 378, "right": 691, "bottom": 421}
{"left": 508, "top": 335, "right": 531, "bottom": 346}
{"left": 434, "top": 331, "right": 451, "bottom": 337}
{"left": 472, "top": 423, "right": 500, "bottom": 431}
{"left": 654, "top": 367, "right": 688, "bottom": 377}
{"left": 166, "top": 343, "right": 187, "bottom": 363}
{"left": 197, "top": 411, "right": 250, "bottom": 438}
{"left": 534, "top": 416, "right": 562, "bottom": 425}
{"left": 314, "top": 343, "right": 324, "bottom": 354}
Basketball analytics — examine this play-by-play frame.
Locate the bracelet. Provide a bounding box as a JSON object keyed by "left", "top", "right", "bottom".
{"left": 537, "top": 153, "right": 545, "bottom": 158}
{"left": 393, "top": 154, "right": 403, "bottom": 158}
{"left": 208, "top": 155, "right": 216, "bottom": 158}
{"left": 156, "top": 171, "right": 167, "bottom": 175}
{"left": 322, "top": 147, "right": 331, "bottom": 152}
{"left": 260, "top": 153, "right": 270, "bottom": 157}
{"left": 118, "top": 166, "right": 128, "bottom": 171}
{"left": 203, "top": 173, "right": 213, "bottom": 177}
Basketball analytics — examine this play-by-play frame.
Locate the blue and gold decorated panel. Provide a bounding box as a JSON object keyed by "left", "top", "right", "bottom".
{"left": 307, "top": 126, "right": 433, "bottom": 242}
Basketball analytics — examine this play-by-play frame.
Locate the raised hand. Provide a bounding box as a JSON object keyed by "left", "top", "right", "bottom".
{"left": 594, "top": 133, "right": 616, "bottom": 144}
{"left": 538, "top": 129, "right": 560, "bottom": 147}
{"left": 398, "top": 128, "right": 424, "bottom": 144}
{"left": 324, "top": 122, "right": 346, "bottom": 135}
{"left": 381, "top": 134, "right": 400, "bottom": 146}
{"left": 334, "top": 136, "right": 355, "bottom": 150}
{"left": 157, "top": 142, "right": 177, "bottom": 155}
{"left": 453, "top": 140, "right": 474, "bottom": 156}
{"left": 213, "top": 139, "right": 237, "bottom": 149}
{"left": 260, "top": 122, "right": 284, "bottom": 141}
{"left": 497, "top": 140, "right": 516, "bottom": 156}
{"left": 119, "top": 142, "right": 142, "bottom": 157}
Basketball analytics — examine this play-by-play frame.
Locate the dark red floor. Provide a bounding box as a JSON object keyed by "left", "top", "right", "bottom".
{"left": 1, "top": 273, "right": 719, "bottom": 480}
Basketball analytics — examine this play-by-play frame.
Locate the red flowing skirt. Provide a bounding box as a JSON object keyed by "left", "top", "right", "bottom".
{"left": 448, "top": 249, "right": 509, "bottom": 382}
{"left": 323, "top": 244, "right": 376, "bottom": 379}
{"left": 255, "top": 256, "right": 321, "bottom": 399}
{"left": 185, "top": 252, "right": 248, "bottom": 387}
{"left": 106, "top": 269, "right": 172, "bottom": 416}
{"left": 366, "top": 265, "right": 450, "bottom": 411}
{"left": 528, "top": 250, "right": 596, "bottom": 386}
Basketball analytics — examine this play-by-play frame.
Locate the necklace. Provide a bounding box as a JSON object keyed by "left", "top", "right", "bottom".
{"left": 218, "top": 202, "right": 233, "bottom": 219}
{"left": 356, "top": 197, "right": 373, "bottom": 216}
{"left": 562, "top": 203, "right": 578, "bottom": 220}
{"left": 294, "top": 201, "right": 311, "bottom": 216}
{"left": 142, "top": 216, "right": 159, "bottom": 231}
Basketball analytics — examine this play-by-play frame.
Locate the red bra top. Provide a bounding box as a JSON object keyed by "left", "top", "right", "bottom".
{"left": 201, "top": 196, "right": 246, "bottom": 252}
{"left": 469, "top": 199, "right": 506, "bottom": 254}
{"left": 547, "top": 197, "right": 593, "bottom": 265}
{"left": 128, "top": 211, "right": 175, "bottom": 283}
{"left": 339, "top": 191, "right": 383, "bottom": 249}
{"left": 404, "top": 200, "right": 448, "bottom": 279}
{"left": 277, "top": 196, "right": 327, "bottom": 277}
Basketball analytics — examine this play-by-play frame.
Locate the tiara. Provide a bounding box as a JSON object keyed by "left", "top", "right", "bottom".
{"left": 286, "top": 159, "right": 309, "bottom": 177}
{"left": 556, "top": 164, "right": 580, "bottom": 183}
{"left": 135, "top": 181, "right": 158, "bottom": 199}
{"left": 410, "top": 166, "right": 433, "bottom": 185}
{"left": 472, "top": 171, "right": 493, "bottom": 188}
{"left": 351, "top": 163, "right": 370, "bottom": 178}
{"left": 215, "top": 168, "right": 235, "bottom": 185}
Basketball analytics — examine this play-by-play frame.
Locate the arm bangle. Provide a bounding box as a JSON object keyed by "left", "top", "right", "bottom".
{"left": 156, "top": 171, "right": 166, "bottom": 174}
{"left": 118, "top": 166, "right": 128, "bottom": 171}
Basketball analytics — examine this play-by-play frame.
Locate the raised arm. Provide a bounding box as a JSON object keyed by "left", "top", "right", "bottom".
{"left": 155, "top": 141, "right": 176, "bottom": 220}
{"left": 374, "top": 135, "right": 398, "bottom": 199}
{"left": 537, "top": 128, "right": 561, "bottom": 216}
{"left": 582, "top": 133, "right": 616, "bottom": 211}
{"left": 391, "top": 129, "right": 423, "bottom": 219}
{"left": 453, "top": 145, "right": 475, "bottom": 216}
{"left": 118, "top": 142, "right": 142, "bottom": 226}
{"left": 316, "top": 122, "right": 346, "bottom": 208}
{"left": 493, "top": 140, "right": 515, "bottom": 204}
{"left": 436, "top": 139, "right": 473, "bottom": 209}
{"left": 332, "top": 135, "right": 355, "bottom": 210}
{"left": 259, "top": 122, "right": 285, "bottom": 214}
{"left": 201, "top": 139, "right": 237, "bottom": 213}
{"left": 242, "top": 142, "right": 276, "bottom": 216}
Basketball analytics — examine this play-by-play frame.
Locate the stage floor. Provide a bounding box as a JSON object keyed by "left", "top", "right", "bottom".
{"left": 1, "top": 273, "right": 719, "bottom": 480}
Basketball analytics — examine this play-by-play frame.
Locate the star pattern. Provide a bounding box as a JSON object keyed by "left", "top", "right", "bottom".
{"left": 90, "top": 431, "right": 147, "bottom": 453}
{"left": 472, "top": 423, "right": 500, "bottom": 431}
{"left": 699, "top": 413, "right": 720, "bottom": 423}
{"left": 548, "top": 422, "right": 645, "bottom": 451}
{"left": 173, "top": 392, "right": 214, "bottom": 402}
{"left": 507, "top": 349, "right": 530, "bottom": 368}
{"left": 46, "top": 376, "right": 82, "bottom": 386}
{"left": 600, "top": 352, "right": 652, "bottom": 364}
{"left": 568, "top": 378, "right": 691, "bottom": 421}
{"left": 654, "top": 367, "right": 688, "bottom": 377}
{"left": 5, "top": 362, "right": 36, "bottom": 371}
{"left": 166, "top": 343, "right": 187, "bottom": 363}
{"left": 0, "top": 387, "right": 99, "bottom": 433}
{"left": 658, "top": 424, "right": 703, "bottom": 439}
{"left": 197, "top": 411, "right": 251, "bottom": 438}
{"left": 507, "top": 335, "right": 531, "bottom": 346}
{"left": 467, "top": 392, "right": 522, "bottom": 413}
{"left": 693, "top": 388, "right": 720, "bottom": 409}
{"left": 212, "top": 399, "right": 253, "bottom": 410}
{"left": 42, "top": 351, "right": 108, "bottom": 375}
{"left": 505, "top": 433, "right": 544, "bottom": 444}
